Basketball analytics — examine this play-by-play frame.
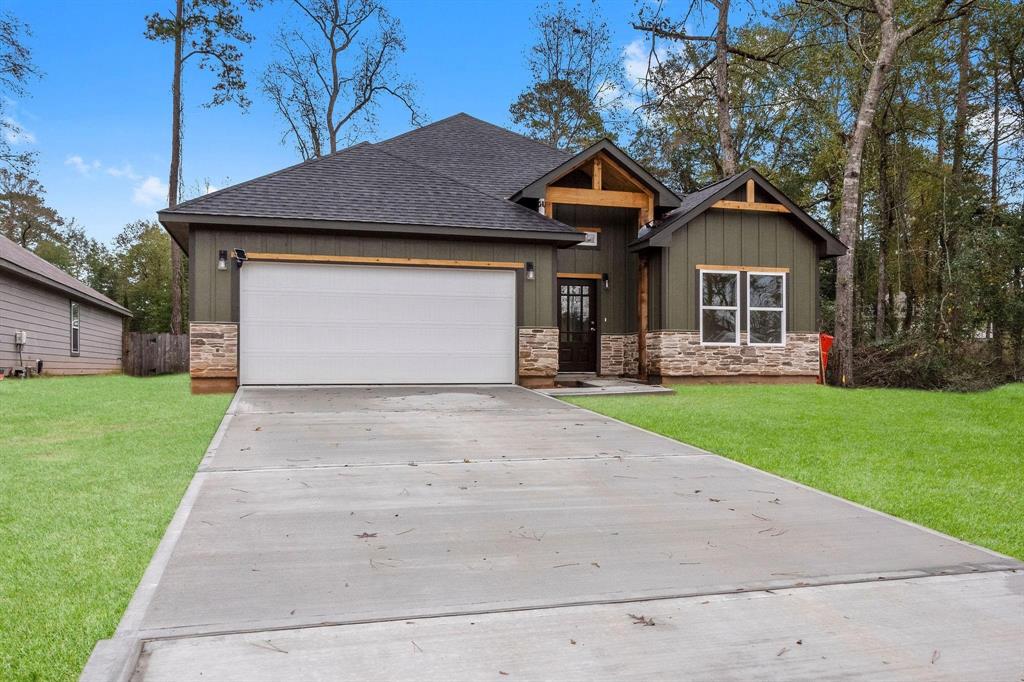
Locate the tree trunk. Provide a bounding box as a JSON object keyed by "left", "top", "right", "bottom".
{"left": 713, "top": 0, "right": 738, "bottom": 176}
{"left": 168, "top": 0, "right": 184, "bottom": 335}
{"left": 991, "top": 58, "right": 999, "bottom": 208}
{"left": 875, "top": 127, "right": 892, "bottom": 343}
{"left": 833, "top": 12, "right": 900, "bottom": 387}
{"left": 951, "top": 11, "right": 971, "bottom": 184}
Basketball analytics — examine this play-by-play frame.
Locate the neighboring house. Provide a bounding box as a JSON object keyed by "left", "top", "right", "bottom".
{"left": 158, "top": 113, "right": 845, "bottom": 392}
{"left": 0, "top": 234, "right": 131, "bottom": 376}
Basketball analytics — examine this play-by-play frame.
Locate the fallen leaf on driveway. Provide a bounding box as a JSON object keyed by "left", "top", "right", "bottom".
{"left": 355, "top": 532, "right": 378, "bottom": 538}
{"left": 628, "top": 613, "right": 655, "bottom": 626}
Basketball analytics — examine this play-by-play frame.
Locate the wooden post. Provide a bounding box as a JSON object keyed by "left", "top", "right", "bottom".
{"left": 746, "top": 178, "right": 755, "bottom": 204}
{"left": 638, "top": 255, "right": 649, "bottom": 381}
{"left": 592, "top": 157, "right": 602, "bottom": 190}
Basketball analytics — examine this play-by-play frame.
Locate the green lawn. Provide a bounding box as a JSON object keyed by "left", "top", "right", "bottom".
{"left": 566, "top": 383, "right": 1024, "bottom": 560}
{"left": 0, "top": 374, "right": 230, "bottom": 681}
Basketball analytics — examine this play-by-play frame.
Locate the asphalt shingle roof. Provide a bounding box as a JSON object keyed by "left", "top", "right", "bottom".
{"left": 164, "top": 138, "right": 575, "bottom": 234}
{"left": 377, "top": 113, "right": 572, "bottom": 199}
{"left": 0, "top": 234, "right": 131, "bottom": 315}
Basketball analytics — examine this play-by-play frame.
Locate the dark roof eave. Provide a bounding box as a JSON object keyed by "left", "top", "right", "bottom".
{"left": 510, "top": 138, "right": 682, "bottom": 208}
{"left": 0, "top": 259, "right": 132, "bottom": 316}
{"left": 157, "top": 212, "right": 586, "bottom": 246}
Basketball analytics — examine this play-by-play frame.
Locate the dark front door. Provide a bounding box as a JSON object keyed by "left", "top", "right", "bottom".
{"left": 559, "top": 279, "right": 598, "bottom": 372}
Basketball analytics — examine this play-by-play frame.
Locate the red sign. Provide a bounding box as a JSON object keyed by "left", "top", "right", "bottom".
{"left": 818, "top": 333, "right": 834, "bottom": 384}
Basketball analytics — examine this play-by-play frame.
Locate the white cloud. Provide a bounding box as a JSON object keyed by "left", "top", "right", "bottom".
{"left": 65, "top": 154, "right": 101, "bottom": 175}
{"left": 106, "top": 162, "right": 141, "bottom": 180}
{"left": 133, "top": 176, "right": 168, "bottom": 206}
{"left": 3, "top": 116, "right": 36, "bottom": 145}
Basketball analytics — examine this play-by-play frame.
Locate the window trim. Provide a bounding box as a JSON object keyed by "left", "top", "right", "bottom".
{"left": 747, "top": 270, "right": 787, "bottom": 347}
{"left": 70, "top": 301, "right": 80, "bottom": 357}
{"left": 699, "top": 268, "right": 740, "bottom": 346}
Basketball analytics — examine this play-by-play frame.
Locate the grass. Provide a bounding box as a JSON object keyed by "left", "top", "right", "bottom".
{"left": 566, "top": 383, "right": 1024, "bottom": 560}
{"left": 0, "top": 374, "right": 231, "bottom": 681}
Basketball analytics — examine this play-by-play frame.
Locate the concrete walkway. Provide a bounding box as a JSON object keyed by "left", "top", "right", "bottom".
{"left": 85, "top": 386, "right": 1024, "bottom": 681}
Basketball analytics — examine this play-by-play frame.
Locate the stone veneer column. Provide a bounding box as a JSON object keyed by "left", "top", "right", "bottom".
{"left": 189, "top": 322, "right": 238, "bottom": 394}
{"left": 518, "top": 327, "right": 559, "bottom": 387}
{"left": 599, "top": 334, "right": 639, "bottom": 377}
{"left": 645, "top": 331, "right": 820, "bottom": 379}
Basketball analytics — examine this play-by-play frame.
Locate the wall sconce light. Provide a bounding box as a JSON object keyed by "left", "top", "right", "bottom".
{"left": 217, "top": 250, "right": 228, "bottom": 271}
{"left": 525, "top": 261, "right": 535, "bottom": 281}
{"left": 602, "top": 272, "right": 610, "bottom": 290}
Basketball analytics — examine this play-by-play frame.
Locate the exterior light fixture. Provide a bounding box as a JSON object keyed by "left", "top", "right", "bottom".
{"left": 233, "top": 248, "right": 248, "bottom": 268}
{"left": 525, "top": 261, "right": 536, "bottom": 281}
{"left": 217, "top": 250, "right": 228, "bottom": 271}
{"left": 602, "top": 272, "right": 609, "bottom": 290}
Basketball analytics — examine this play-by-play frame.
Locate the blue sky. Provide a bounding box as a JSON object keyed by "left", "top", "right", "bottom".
{"left": 8, "top": 0, "right": 670, "bottom": 243}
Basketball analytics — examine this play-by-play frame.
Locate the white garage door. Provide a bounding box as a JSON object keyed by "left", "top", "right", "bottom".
{"left": 239, "top": 261, "right": 517, "bottom": 385}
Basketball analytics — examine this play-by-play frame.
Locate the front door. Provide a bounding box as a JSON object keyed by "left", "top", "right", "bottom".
{"left": 558, "top": 279, "right": 598, "bottom": 373}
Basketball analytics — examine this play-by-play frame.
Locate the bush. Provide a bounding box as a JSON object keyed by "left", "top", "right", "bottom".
{"left": 853, "top": 336, "right": 1009, "bottom": 392}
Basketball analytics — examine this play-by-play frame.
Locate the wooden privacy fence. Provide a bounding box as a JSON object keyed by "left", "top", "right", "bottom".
{"left": 123, "top": 332, "right": 189, "bottom": 376}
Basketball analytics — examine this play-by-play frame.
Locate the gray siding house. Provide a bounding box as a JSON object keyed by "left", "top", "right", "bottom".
{"left": 0, "top": 235, "right": 131, "bottom": 376}
{"left": 158, "top": 113, "right": 845, "bottom": 392}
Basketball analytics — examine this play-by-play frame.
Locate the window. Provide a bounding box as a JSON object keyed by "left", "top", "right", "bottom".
{"left": 70, "top": 302, "right": 80, "bottom": 356}
{"left": 700, "top": 270, "right": 739, "bottom": 345}
{"left": 748, "top": 272, "right": 786, "bottom": 345}
{"left": 577, "top": 229, "right": 599, "bottom": 248}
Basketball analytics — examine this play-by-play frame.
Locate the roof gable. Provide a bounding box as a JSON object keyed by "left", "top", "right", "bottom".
{"left": 376, "top": 113, "right": 571, "bottom": 199}
{"left": 0, "top": 234, "right": 131, "bottom": 316}
{"left": 631, "top": 169, "right": 846, "bottom": 257}
{"left": 512, "top": 138, "right": 681, "bottom": 209}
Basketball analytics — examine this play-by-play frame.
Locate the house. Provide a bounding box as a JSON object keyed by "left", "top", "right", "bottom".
{"left": 158, "top": 113, "right": 845, "bottom": 393}
{"left": 0, "top": 234, "right": 131, "bottom": 376}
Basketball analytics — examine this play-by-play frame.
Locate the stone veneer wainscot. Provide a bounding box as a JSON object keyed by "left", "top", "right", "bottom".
{"left": 518, "top": 327, "right": 559, "bottom": 383}
{"left": 646, "top": 331, "right": 819, "bottom": 377}
{"left": 600, "top": 334, "right": 638, "bottom": 376}
{"left": 189, "top": 322, "right": 238, "bottom": 380}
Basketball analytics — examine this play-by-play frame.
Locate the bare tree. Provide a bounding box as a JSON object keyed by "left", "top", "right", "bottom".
{"left": 819, "top": 0, "right": 974, "bottom": 386}
{"left": 635, "top": 0, "right": 793, "bottom": 176}
{"left": 145, "top": 0, "right": 261, "bottom": 334}
{"left": 264, "top": 0, "right": 420, "bottom": 159}
{"left": 509, "top": 0, "right": 625, "bottom": 152}
{"left": 0, "top": 11, "right": 40, "bottom": 173}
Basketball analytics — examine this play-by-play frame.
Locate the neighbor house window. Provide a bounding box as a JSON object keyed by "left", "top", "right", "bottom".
{"left": 748, "top": 272, "right": 786, "bottom": 345}
{"left": 70, "top": 302, "right": 80, "bottom": 356}
{"left": 700, "top": 270, "right": 740, "bottom": 345}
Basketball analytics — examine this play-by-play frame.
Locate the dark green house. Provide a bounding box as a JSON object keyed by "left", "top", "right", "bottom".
{"left": 158, "top": 113, "right": 845, "bottom": 392}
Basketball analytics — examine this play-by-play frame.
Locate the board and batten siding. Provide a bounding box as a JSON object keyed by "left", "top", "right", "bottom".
{"left": 190, "top": 227, "right": 558, "bottom": 327}
{"left": 553, "top": 205, "right": 640, "bottom": 334}
{"left": 661, "top": 209, "right": 819, "bottom": 333}
{"left": 0, "top": 271, "right": 124, "bottom": 374}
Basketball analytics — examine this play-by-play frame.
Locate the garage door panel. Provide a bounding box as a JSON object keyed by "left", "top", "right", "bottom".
{"left": 240, "top": 262, "right": 516, "bottom": 384}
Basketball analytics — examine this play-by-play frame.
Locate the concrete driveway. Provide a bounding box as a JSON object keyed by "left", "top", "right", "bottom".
{"left": 87, "top": 386, "right": 1023, "bottom": 681}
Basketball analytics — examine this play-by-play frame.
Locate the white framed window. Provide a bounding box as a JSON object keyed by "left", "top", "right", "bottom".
{"left": 747, "top": 271, "right": 786, "bottom": 346}
{"left": 70, "top": 302, "right": 80, "bottom": 356}
{"left": 577, "top": 229, "right": 599, "bottom": 247}
{"left": 700, "top": 269, "right": 740, "bottom": 345}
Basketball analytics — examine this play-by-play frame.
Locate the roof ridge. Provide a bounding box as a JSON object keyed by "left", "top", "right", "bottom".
{"left": 371, "top": 144, "right": 576, "bottom": 232}
{"left": 168, "top": 142, "right": 371, "bottom": 213}
{"left": 461, "top": 114, "right": 573, "bottom": 158}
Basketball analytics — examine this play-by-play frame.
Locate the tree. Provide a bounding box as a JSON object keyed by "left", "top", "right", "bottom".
{"left": 0, "top": 10, "right": 40, "bottom": 173}
{"left": 145, "top": 0, "right": 261, "bottom": 334}
{"left": 112, "top": 220, "right": 176, "bottom": 333}
{"left": 812, "top": 0, "right": 974, "bottom": 386}
{"left": 263, "top": 0, "right": 420, "bottom": 159}
{"left": 0, "top": 165, "right": 63, "bottom": 249}
{"left": 509, "top": 0, "right": 624, "bottom": 151}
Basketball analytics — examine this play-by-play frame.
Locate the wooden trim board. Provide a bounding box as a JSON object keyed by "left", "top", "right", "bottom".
{"left": 546, "top": 186, "right": 649, "bottom": 209}
{"left": 557, "top": 272, "right": 603, "bottom": 280}
{"left": 243, "top": 252, "right": 525, "bottom": 270}
{"left": 711, "top": 199, "right": 790, "bottom": 213}
{"left": 696, "top": 264, "right": 790, "bottom": 273}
